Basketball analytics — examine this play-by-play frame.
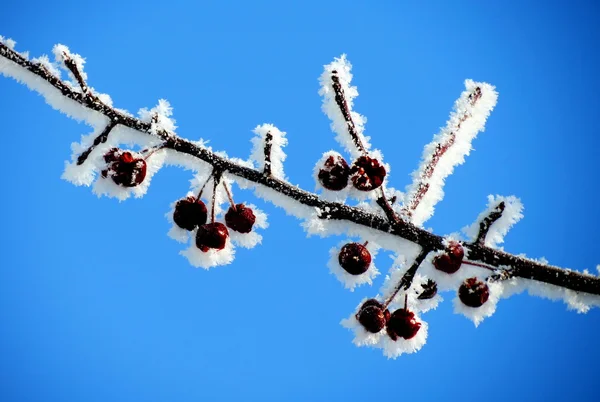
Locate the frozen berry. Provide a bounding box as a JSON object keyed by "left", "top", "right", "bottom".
{"left": 386, "top": 308, "right": 421, "bottom": 341}
{"left": 225, "top": 204, "right": 256, "bottom": 233}
{"left": 458, "top": 277, "right": 490, "bottom": 308}
{"left": 356, "top": 299, "right": 390, "bottom": 333}
{"left": 417, "top": 279, "right": 438, "bottom": 300}
{"left": 433, "top": 241, "right": 464, "bottom": 274}
{"left": 318, "top": 154, "right": 350, "bottom": 191}
{"left": 173, "top": 196, "right": 208, "bottom": 231}
{"left": 338, "top": 243, "right": 371, "bottom": 275}
{"left": 102, "top": 149, "right": 147, "bottom": 187}
{"left": 196, "top": 222, "right": 229, "bottom": 252}
{"left": 350, "top": 156, "right": 386, "bottom": 191}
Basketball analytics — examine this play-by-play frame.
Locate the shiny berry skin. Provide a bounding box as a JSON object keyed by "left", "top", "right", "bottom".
{"left": 356, "top": 299, "right": 390, "bottom": 333}
{"left": 433, "top": 241, "right": 464, "bottom": 274}
{"left": 350, "top": 156, "right": 386, "bottom": 191}
{"left": 225, "top": 204, "right": 256, "bottom": 233}
{"left": 417, "top": 279, "right": 438, "bottom": 300}
{"left": 458, "top": 277, "right": 490, "bottom": 308}
{"left": 338, "top": 243, "right": 371, "bottom": 275}
{"left": 102, "top": 149, "right": 147, "bottom": 187}
{"left": 386, "top": 308, "right": 421, "bottom": 341}
{"left": 196, "top": 222, "right": 229, "bottom": 252}
{"left": 173, "top": 196, "right": 208, "bottom": 231}
{"left": 318, "top": 154, "right": 350, "bottom": 191}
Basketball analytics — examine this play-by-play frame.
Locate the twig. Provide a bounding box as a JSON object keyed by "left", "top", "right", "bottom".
{"left": 331, "top": 70, "right": 367, "bottom": 154}
{"left": 382, "top": 248, "right": 430, "bottom": 309}
{"left": 263, "top": 131, "right": 273, "bottom": 176}
{"left": 403, "top": 87, "right": 482, "bottom": 218}
{"left": 476, "top": 201, "right": 506, "bottom": 245}
{"left": 76, "top": 120, "right": 118, "bottom": 165}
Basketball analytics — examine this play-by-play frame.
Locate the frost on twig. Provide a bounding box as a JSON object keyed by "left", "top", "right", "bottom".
{"left": 403, "top": 81, "right": 498, "bottom": 226}
{"left": 1, "top": 38, "right": 599, "bottom": 359}
{"left": 463, "top": 195, "right": 524, "bottom": 248}
{"left": 250, "top": 123, "right": 287, "bottom": 179}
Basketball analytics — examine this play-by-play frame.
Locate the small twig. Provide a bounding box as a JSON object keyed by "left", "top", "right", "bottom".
{"left": 263, "top": 131, "right": 273, "bottom": 176}
{"left": 62, "top": 52, "right": 88, "bottom": 94}
{"left": 376, "top": 189, "right": 402, "bottom": 225}
{"left": 330, "top": 70, "right": 367, "bottom": 155}
{"left": 476, "top": 201, "right": 506, "bottom": 245}
{"left": 76, "top": 120, "right": 118, "bottom": 165}
{"left": 383, "top": 248, "right": 430, "bottom": 309}
{"left": 403, "top": 87, "right": 482, "bottom": 219}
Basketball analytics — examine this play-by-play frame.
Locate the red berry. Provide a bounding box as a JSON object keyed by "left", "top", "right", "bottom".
{"left": 356, "top": 299, "right": 390, "bottom": 333}
{"left": 102, "top": 149, "right": 147, "bottom": 187}
{"left": 458, "top": 277, "right": 490, "bottom": 308}
{"left": 224, "top": 204, "right": 256, "bottom": 233}
{"left": 196, "top": 222, "right": 229, "bottom": 252}
{"left": 318, "top": 154, "right": 350, "bottom": 191}
{"left": 173, "top": 196, "right": 208, "bottom": 231}
{"left": 448, "top": 241, "right": 465, "bottom": 261}
{"left": 350, "top": 156, "right": 386, "bottom": 191}
{"left": 433, "top": 242, "right": 464, "bottom": 274}
{"left": 338, "top": 243, "right": 371, "bottom": 275}
{"left": 386, "top": 308, "right": 421, "bottom": 341}
{"left": 417, "top": 279, "right": 438, "bottom": 300}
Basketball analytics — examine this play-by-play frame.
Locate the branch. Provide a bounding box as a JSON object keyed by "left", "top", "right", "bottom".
{"left": 1, "top": 42, "right": 599, "bottom": 298}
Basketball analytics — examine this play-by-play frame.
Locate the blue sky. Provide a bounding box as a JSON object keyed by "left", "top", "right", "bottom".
{"left": 1, "top": 1, "right": 599, "bottom": 401}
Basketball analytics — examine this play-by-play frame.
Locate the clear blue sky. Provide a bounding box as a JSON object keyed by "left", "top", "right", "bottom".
{"left": 1, "top": 1, "right": 599, "bottom": 401}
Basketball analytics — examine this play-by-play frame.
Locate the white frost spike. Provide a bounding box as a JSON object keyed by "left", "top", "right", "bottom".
{"left": 250, "top": 124, "right": 287, "bottom": 180}
{"left": 52, "top": 44, "right": 87, "bottom": 90}
{"left": 463, "top": 195, "right": 524, "bottom": 248}
{"left": 404, "top": 80, "right": 498, "bottom": 226}
{"left": 138, "top": 99, "right": 177, "bottom": 134}
{"left": 228, "top": 203, "right": 269, "bottom": 249}
{"left": 454, "top": 279, "right": 503, "bottom": 327}
{"left": 327, "top": 240, "right": 380, "bottom": 291}
{"left": 341, "top": 299, "right": 428, "bottom": 359}
{"left": 319, "top": 55, "right": 370, "bottom": 159}
{"left": 0, "top": 36, "right": 16, "bottom": 49}
{"left": 180, "top": 234, "right": 235, "bottom": 269}
{"left": 31, "top": 54, "right": 61, "bottom": 79}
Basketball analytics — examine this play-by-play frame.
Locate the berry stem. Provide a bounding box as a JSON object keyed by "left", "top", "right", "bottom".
{"left": 210, "top": 170, "right": 223, "bottom": 223}
{"left": 363, "top": 241, "right": 369, "bottom": 247}
{"left": 141, "top": 143, "right": 166, "bottom": 160}
{"left": 197, "top": 170, "right": 215, "bottom": 199}
{"left": 222, "top": 180, "right": 237, "bottom": 212}
{"left": 462, "top": 260, "right": 496, "bottom": 271}
{"left": 383, "top": 248, "right": 429, "bottom": 309}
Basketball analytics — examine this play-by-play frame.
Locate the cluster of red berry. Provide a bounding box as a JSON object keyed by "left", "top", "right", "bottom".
{"left": 101, "top": 148, "right": 148, "bottom": 187}
{"left": 433, "top": 241, "right": 490, "bottom": 308}
{"left": 355, "top": 298, "right": 423, "bottom": 341}
{"left": 172, "top": 191, "right": 256, "bottom": 253}
{"left": 318, "top": 154, "right": 386, "bottom": 192}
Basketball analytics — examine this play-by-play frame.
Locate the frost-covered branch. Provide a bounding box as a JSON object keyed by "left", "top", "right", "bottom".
{"left": 2, "top": 38, "right": 599, "bottom": 359}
